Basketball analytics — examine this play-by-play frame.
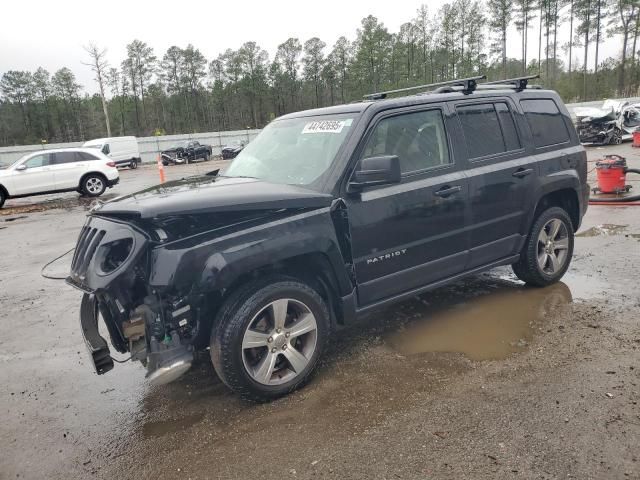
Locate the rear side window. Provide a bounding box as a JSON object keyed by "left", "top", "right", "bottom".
{"left": 361, "top": 109, "right": 451, "bottom": 174}
{"left": 52, "top": 152, "right": 78, "bottom": 164}
{"left": 521, "top": 99, "right": 570, "bottom": 148}
{"left": 456, "top": 102, "right": 521, "bottom": 159}
{"left": 77, "top": 152, "right": 98, "bottom": 161}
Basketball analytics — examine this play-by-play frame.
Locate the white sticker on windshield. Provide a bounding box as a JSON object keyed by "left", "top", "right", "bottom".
{"left": 302, "top": 120, "right": 347, "bottom": 134}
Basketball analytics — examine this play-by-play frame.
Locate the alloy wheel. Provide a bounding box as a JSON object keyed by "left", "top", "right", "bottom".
{"left": 241, "top": 298, "right": 318, "bottom": 386}
{"left": 537, "top": 218, "right": 570, "bottom": 275}
{"left": 85, "top": 177, "right": 104, "bottom": 195}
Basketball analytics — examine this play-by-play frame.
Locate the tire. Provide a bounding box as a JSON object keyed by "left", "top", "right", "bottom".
{"left": 130, "top": 158, "right": 138, "bottom": 169}
{"left": 210, "top": 275, "right": 331, "bottom": 402}
{"left": 610, "top": 128, "right": 623, "bottom": 145}
{"left": 512, "top": 206, "right": 574, "bottom": 287}
{"left": 204, "top": 152, "right": 210, "bottom": 161}
{"left": 82, "top": 174, "right": 107, "bottom": 197}
{"left": 0, "top": 189, "right": 5, "bottom": 209}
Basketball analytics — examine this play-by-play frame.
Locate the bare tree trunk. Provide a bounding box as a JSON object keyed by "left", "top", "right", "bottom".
{"left": 83, "top": 44, "right": 111, "bottom": 137}
{"left": 546, "top": 2, "right": 551, "bottom": 79}
{"left": 569, "top": 0, "right": 574, "bottom": 74}
{"left": 583, "top": 0, "right": 591, "bottom": 100}
{"left": 552, "top": 1, "right": 558, "bottom": 83}
{"left": 594, "top": 0, "right": 601, "bottom": 75}
{"left": 618, "top": 3, "right": 632, "bottom": 94}
{"left": 538, "top": 1, "right": 543, "bottom": 72}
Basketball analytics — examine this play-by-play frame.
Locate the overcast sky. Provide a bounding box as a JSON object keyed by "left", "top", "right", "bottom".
{"left": 0, "top": 0, "right": 624, "bottom": 94}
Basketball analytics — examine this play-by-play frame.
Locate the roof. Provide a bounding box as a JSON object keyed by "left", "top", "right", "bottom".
{"left": 22, "top": 147, "right": 103, "bottom": 156}
{"left": 277, "top": 86, "right": 559, "bottom": 121}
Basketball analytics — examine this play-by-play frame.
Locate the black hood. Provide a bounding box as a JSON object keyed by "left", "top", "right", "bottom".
{"left": 94, "top": 175, "right": 334, "bottom": 219}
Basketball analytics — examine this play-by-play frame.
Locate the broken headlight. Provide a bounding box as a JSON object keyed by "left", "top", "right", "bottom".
{"left": 95, "top": 238, "right": 134, "bottom": 275}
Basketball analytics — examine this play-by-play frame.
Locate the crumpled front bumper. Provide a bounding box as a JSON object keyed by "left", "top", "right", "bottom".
{"left": 79, "top": 293, "right": 114, "bottom": 375}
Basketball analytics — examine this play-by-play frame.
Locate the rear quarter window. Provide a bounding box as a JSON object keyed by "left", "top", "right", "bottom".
{"left": 77, "top": 152, "right": 99, "bottom": 161}
{"left": 520, "top": 98, "right": 570, "bottom": 148}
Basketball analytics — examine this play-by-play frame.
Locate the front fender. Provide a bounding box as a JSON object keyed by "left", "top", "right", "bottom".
{"left": 148, "top": 207, "right": 352, "bottom": 296}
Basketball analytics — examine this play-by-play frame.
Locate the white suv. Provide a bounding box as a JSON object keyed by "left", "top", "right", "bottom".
{"left": 0, "top": 148, "right": 119, "bottom": 208}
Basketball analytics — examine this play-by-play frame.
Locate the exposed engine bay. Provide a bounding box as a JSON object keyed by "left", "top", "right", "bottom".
{"left": 70, "top": 216, "right": 200, "bottom": 385}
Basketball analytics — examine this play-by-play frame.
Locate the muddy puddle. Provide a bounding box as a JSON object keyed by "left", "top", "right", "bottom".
{"left": 387, "top": 282, "right": 572, "bottom": 361}
{"left": 0, "top": 193, "right": 117, "bottom": 216}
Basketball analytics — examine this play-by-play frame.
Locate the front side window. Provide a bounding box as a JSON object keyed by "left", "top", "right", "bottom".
{"left": 102, "top": 144, "right": 110, "bottom": 155}
{"left": 23, "top": 154, "right": 51, "bottom": 168}
{"left": 521, "top": 99, "right": 570, "bottom": 148}
{"left": 457, "top": 102, "right": 520, "bottom": 158}
{"left": 361, "top": 109, "right": 451, "bottom": 174}
{"left": 224, "top": 114, "right": 355, "bottom": 186}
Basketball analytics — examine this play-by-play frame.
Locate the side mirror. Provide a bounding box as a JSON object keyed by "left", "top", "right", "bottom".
{"left": 348, "top": 155, "right": 401, "bottom": 192}
{"left": 15, "top": 164, "right": 27, "bottom": 171}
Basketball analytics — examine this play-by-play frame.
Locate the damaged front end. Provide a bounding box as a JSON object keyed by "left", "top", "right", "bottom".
{"left": 67, "top": 215, "right": 196, "bottom": 386}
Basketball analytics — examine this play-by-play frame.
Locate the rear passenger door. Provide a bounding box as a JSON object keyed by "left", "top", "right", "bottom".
{"left": 452, "top": 99, "right": 536, "bottom": 269}
{"left": 51, "top": 151, "right": 88, "bottom": 190}
{"left": 346, "top": 104, "right": 470, "bottom": 306}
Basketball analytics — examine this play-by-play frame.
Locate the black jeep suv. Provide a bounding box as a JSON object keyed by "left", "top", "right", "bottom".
{"left": 67, "top": 76, "right": 588, "bottom": 401}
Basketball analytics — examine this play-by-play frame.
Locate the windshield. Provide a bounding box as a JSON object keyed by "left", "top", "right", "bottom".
{"left": 224, "top": 114, "right": 355, "bottom": 186}
{"left": 170, "top": 141, "right": 189, "bottom": 149}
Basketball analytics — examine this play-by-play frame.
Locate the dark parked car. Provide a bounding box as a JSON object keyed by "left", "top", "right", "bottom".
{"left": 161, "top": 140, "right": 212, "bottom": 165}
{"left": 67, "top": 75, "right": 588, "bottom": 401}
{"left": 221, "top": 144, "right": 244, "bottom": 159}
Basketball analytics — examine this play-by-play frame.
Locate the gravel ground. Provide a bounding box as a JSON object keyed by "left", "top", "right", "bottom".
{"left": 0, "top": 146, "right": 639, "bottom": 480}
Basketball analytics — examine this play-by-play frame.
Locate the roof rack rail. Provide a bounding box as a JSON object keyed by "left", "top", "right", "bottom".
{"left": 363, "top": 75, "right": 486, "bottom": 100}
{"left": 482, "top": 74, "right": 540, "bottom": 91}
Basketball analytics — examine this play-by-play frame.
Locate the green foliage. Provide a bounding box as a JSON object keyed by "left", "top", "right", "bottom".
{"left": 1, "top": 1, "right": 639, "bottom": 146}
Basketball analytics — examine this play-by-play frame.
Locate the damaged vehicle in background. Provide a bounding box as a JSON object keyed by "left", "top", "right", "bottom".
{"left": 161, "top": 140, "right": 212, "bottom": 165}
{"left": 66, "top": 75, "right": 588, "bottom": 402}
{"left": 221, "top": 143, "right": 245, "bottom": 159}
{"left": 575, "top": 99, "right": 640, "bottom": 145}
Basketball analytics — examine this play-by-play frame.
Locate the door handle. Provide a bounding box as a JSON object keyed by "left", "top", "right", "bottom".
{"left": 512, "top": 168, "right": 534, "bottom": 178}
{"left": 434, "top": 185, "right": 462, "bottom": 198}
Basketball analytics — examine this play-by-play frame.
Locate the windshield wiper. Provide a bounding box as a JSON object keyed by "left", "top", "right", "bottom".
{"left": 216, "top": 174, "right": 257, "bottom": 179}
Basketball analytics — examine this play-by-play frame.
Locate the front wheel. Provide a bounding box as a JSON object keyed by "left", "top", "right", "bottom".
{"left": 82, "top": 174, "right": 107, "bottom": 197}
{"left": 0, "top": 189, "right": 5, "bottom": 208}
{"left": 210, "top": 276, "right": 330, "bottom": 402}
{"left": 512, "top": 207, "right": 574, "bottom": 287}
{"left": 130, "top": 158, "right": 138, "bottom": 169}
{"left": 610, "top": 128, "right": 623, "bottom": 145}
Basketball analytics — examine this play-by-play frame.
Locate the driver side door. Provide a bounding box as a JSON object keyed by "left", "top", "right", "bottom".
{"left": 11, "top": 153, "right": 56, "bottom": 196}
{"left": 345, "top": 105, "right": 470, "bottom": 306}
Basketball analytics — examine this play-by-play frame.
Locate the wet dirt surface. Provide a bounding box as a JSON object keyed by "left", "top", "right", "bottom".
{"left": 1, "top": 146, "right": 639, "bottom": 479}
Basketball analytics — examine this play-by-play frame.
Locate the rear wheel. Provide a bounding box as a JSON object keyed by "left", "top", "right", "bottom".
{"left": 211, "top": 276, "right": 330, "bottom": 402}
{"left": 82, "top": 174, "right": 107, "bottom": 197}
{"left": 204, "top": 152, "right": 210, "bottom": 161}
{"left": 512, "top": 207, "right": 574, "bottom": 287}
{"left": 0, "top": 189, "right": 5, "bottom": 208}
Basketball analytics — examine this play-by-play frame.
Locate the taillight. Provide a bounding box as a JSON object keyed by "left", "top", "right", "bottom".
{"left": 106, "top": 161, "right": 116, "bottom": 168}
